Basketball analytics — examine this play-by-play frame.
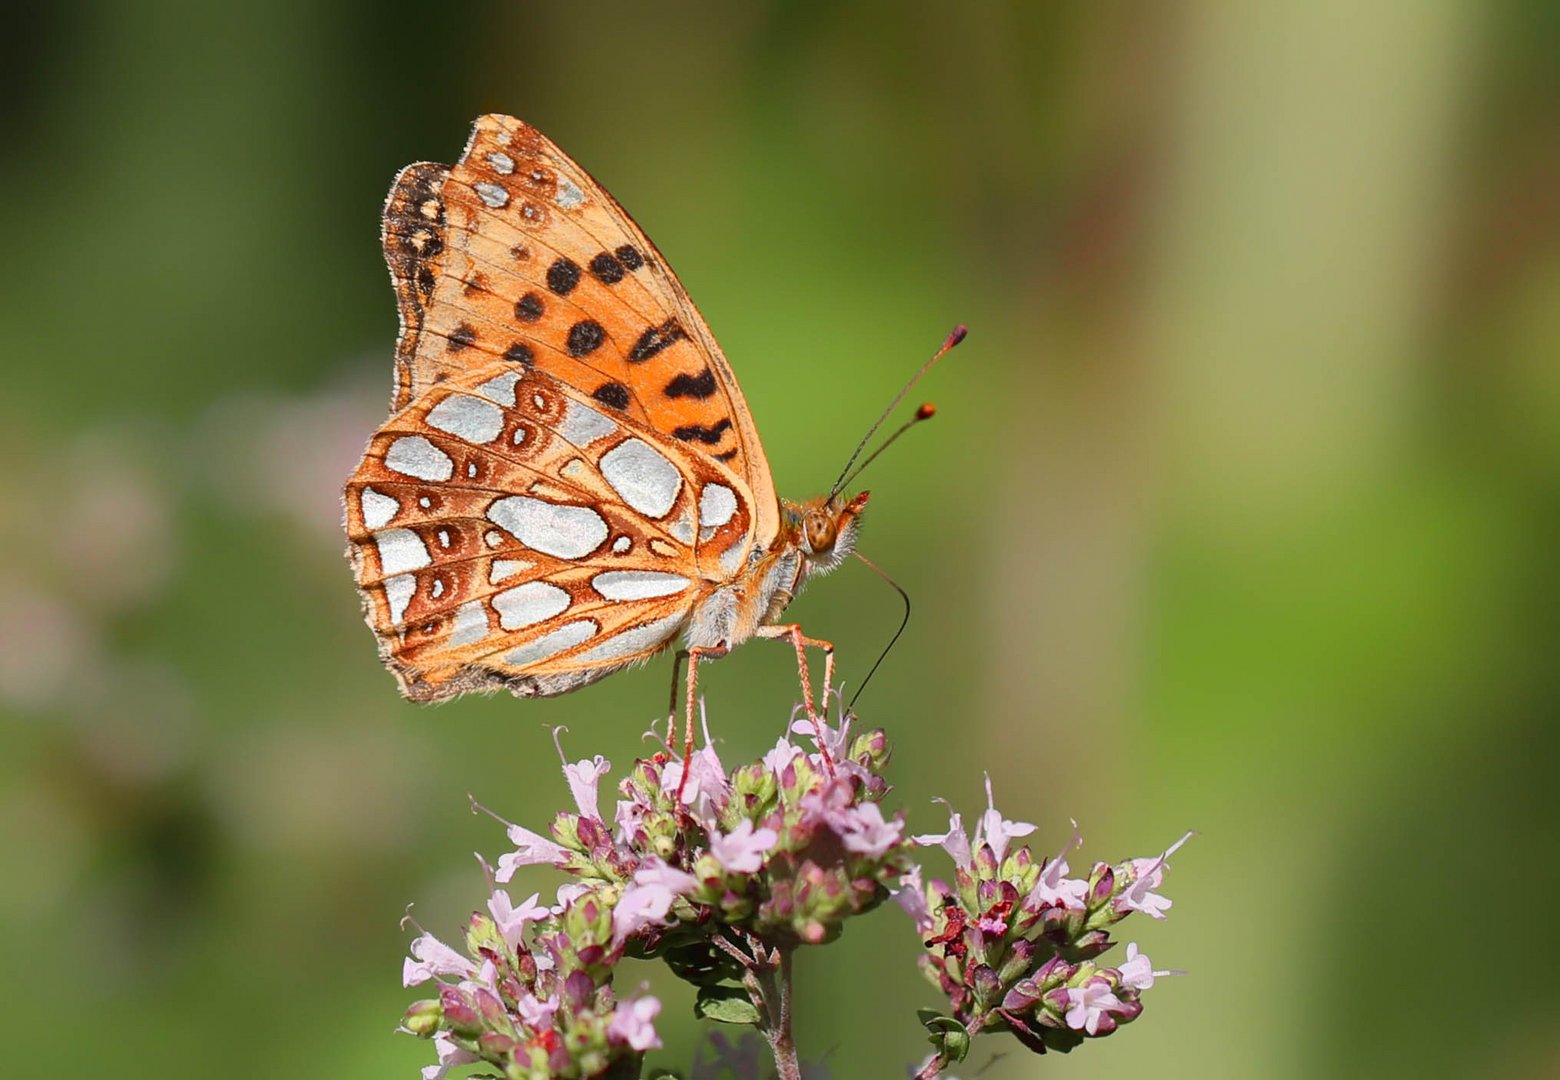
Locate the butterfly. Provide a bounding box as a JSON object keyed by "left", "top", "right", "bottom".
{"left": 344, "top": 115, "right": 960, "bottom": 764}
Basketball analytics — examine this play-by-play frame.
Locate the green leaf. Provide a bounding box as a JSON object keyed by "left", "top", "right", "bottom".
{"left": 654, "top": 934, "right": 746, "bottom": 989}
{"left": 693, "top": 985, "right": 763, "bottom": 1026}
{"left": 919, "top": 1013, "right": 971, "bottom": 1063}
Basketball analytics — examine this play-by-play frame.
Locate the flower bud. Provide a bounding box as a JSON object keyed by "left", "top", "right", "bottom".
{"left": 970, "top": 963, "right": 1001, "bottom": 1006}
{"left": 1088, "top": 863, "right": 1115, "bottom": 907}
{"left": 1002, "top": 977, "right": 1041, "bottom": 1012}
{"left": 402, "top": 999, "right": 441, "bottom": 1037}
{"left": 998, "top": 937, "right": 1039, "bottom": 985}
{"left": 1068, "top": 930, "right": 1112, "bottom": 961}
{"left": 474, "top": 987, "right": 511, "bottom": 1032}
{"left": 478, "top": 1030, "right": 518, "bottom": 1057}
{"left": 439, "top": 985, "right": 482, "bottom": 1037}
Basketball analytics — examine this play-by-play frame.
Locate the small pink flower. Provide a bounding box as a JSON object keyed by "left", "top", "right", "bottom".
{"left": 976, "top": 775, "right": 1036, "bottom": 864}
{"left": 913, "top": 801, "right": 972, "bottom": 870}
{"left": 551, "top": 881, "right": 590, "bottom": 915}
{"left": 790, "top": 708, "right": 850, "bottom": 764}
{"left": 763, "top": 736, "right": 803, "bottom": 775}
{"left": 892, "top": 865, "right": 933, "bottom": 932}
{"left": 708, "top": 819, "right": 779, "bottom": 874}
{"left": 612, "top": 860, "right": 699, "bottom": 944}
{"left": 1064, "top": 980, "right": 1125, "bottom": 1035}
{"left": 1117, "top": 831, "right": 1193, "bottom": 920}
{"left": 563, "top": 754, "right": 611, "bottom": 821}
{"left": 421, "top": 1032, "right": 478, "bottom": 1080}
{"left": 1118, "top": 942, "right": 1157, "bottom": 991}
{"left": 1027, "top": 820, "right": 1088, "bottom": 910}
{"left": 495, "top": 822, "right": 569, "bottom": 881}
{"left": 402, "top": 932, "right": 473, "bottom": 987}
{"left": 607, "top": 995, "right": 663, "bottom": 1052}
{"left": 517, "top": 991, "right": 559, "bottom": 1029}
{"left": 661, "top": 742, "right": 728, "bottom": 818}
{"left": 835, "top": 800, "right": 904, "bottom": 858}
{"left": 976, "top": 913, "right": 1009, "bottom": 935}
{"left": 487, "top": 888, "right": 548, "bottom": 950}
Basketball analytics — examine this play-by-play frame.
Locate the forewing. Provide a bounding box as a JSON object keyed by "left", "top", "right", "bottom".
{"left": 380, "top": 113, "right": 779, "bottom": 546}
{"left": 344, "top": 360, "right": 756, "bottom": 701}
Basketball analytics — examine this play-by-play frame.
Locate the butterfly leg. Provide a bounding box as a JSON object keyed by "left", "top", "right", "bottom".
{"left": 675, "top": 643, "right": 729, "bottom": 804}
{"left": 665, "top": 649, "right": 689, "bottom": 750}
{"left": 756, "top": 624, "right": 836, "bottom": 771}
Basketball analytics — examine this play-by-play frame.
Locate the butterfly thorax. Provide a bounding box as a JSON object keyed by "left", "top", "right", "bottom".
{"left": 681, "top": 491, "right": 867, "bottom": 653}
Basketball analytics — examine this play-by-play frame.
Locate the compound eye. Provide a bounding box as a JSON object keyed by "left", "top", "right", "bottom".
{"left": 805, "top": 513, "right": 837, "bottom": 552}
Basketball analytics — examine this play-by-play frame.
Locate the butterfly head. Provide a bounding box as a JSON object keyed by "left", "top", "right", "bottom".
{"left": 788, "top": 490, "right": 871, "bottom": 574}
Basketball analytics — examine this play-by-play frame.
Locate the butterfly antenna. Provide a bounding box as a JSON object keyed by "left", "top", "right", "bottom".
{"left": 829, "top": 324, "right": 967, "bottom": 500}
{"left": 847, "top": 551, "right": 911, "bottom": 710}
{"left": 837, "top": 402, "right": 937, "bottom": 495}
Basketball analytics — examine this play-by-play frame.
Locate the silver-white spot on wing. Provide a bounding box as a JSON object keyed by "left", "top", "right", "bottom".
{"left": 476, "top": 371, "right": 521, "bottom": 405}
{"left": 385, "top": 436, "right": 453, "bottom": 481}
{"left": 375, "top": 528, "right": 431, "bottom": 575}
{"left": 669, "top": 506, "right": 695, "bottom": 545}
{"left": 591, "top": 570, "right": 691, "bottom": 601}
{"left": 360, "top": 487, "right": 397, "bottom": 529}
{"left": 699, "top": 483, "right": 737, "bottom": 528}
{"left": 383, "top": 574, "right": 416, "bottom": 626}
{"left": 486, "top": 497, "right": 608, "bottom": 559}
{"left": 557, "top": 401, "right": 616, "bottom": 448}
{"left": 572, "top": 611, "right": 685, "bottom": 665}
{"left": 474, "top": 181, "right": 510, "bottom": 208}
{"left": 485, "top": 151, "right": 516, "bottom": 175}
{"left": 600, "top": 438, "right": 682, "bottom": 519}
{"left": 449, "top": 600, "right": 490, "bottom": 646}
{"left": 493, "top": 581, "right": 571, "bottom": 631}
{"left": 489, "top": 559, "right": 534, "bottom": 584}
{"left": 504, "top": 619, "right": 597, "bottom": 667}
{"left": 719, "top": 539, "right": 746, "bottom": 577}
{"left": 554, "top": 176, "right": 585, "bottom": 209}
{"left": 426, "top": 394, "right": 504, "bottom": 444}
{"left": 612, "top": 536, "right": 632, "bottom": 554}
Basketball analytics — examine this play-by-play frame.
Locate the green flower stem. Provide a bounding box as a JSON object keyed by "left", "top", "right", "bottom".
{"left": 763, "top": 948, "right": 799, "bottom": 1080}
{"left": 711, "top": 931, "right": 800, "bottom": 1080}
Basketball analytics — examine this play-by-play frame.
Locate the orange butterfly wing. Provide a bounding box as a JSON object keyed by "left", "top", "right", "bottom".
{"left": 345, "top": 364, "right": 757, "bottom": 700}
{"left": 351, "top": 116, "right": 773, "bottom": 701}
{"left": 381, "top": 114, "right": 778, "bottom": 544}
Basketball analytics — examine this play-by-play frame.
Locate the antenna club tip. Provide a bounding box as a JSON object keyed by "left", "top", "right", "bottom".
{"left": 946, "top": 324, "right": 968, "bottom": 348}
{"left": 916, "top": 402, "right": 937, "bottom": 420}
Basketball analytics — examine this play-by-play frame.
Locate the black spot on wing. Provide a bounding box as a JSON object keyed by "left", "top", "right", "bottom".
{"left": 567, "top": 320, "right": 606, "bottom": 357}
{"left": 504, "top": 342, "right": 534, "bottom": 366}
{"left": 614, "top": 245, "right": 645, "bottom": 271}
{"left": 628, "top": 319, "right": 688, "bottom": 363}
{"left": 589, "top": 252, "right": 625, "bottom": 284}
{"left": 547, "top": 257, "right": 581, "bottom": 295}
{"left": 515, "top": 292, "right": 545, "bottom": 322}
{"left": 664, "top": 368, "right": 717, "bottom": 399}
{"left": 672, "top": 418, "right": 732, "bottom": 445}
{"left": 714, "top": 448, "right": 739, "bottom": 462}
{"left": 592, "top": 381, "right": 631, "bottom": 410}
{"left": 447, "top": 323, "right": 477, "bottom": 352}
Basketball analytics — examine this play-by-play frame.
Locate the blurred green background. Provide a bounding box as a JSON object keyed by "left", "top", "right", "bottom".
{"left": 2, "top": 2, "right": 1555, "bottom": 1076}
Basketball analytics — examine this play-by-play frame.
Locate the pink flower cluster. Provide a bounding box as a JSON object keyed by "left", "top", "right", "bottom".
{"left": 400, "top": 877, "right": 662, "bottom": 1080}
{"left": 401, "top": 706, "right": 915, "bottom": 1077}
{"left": 902, "top": 777, "right": 1190, "bottom": 1063}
